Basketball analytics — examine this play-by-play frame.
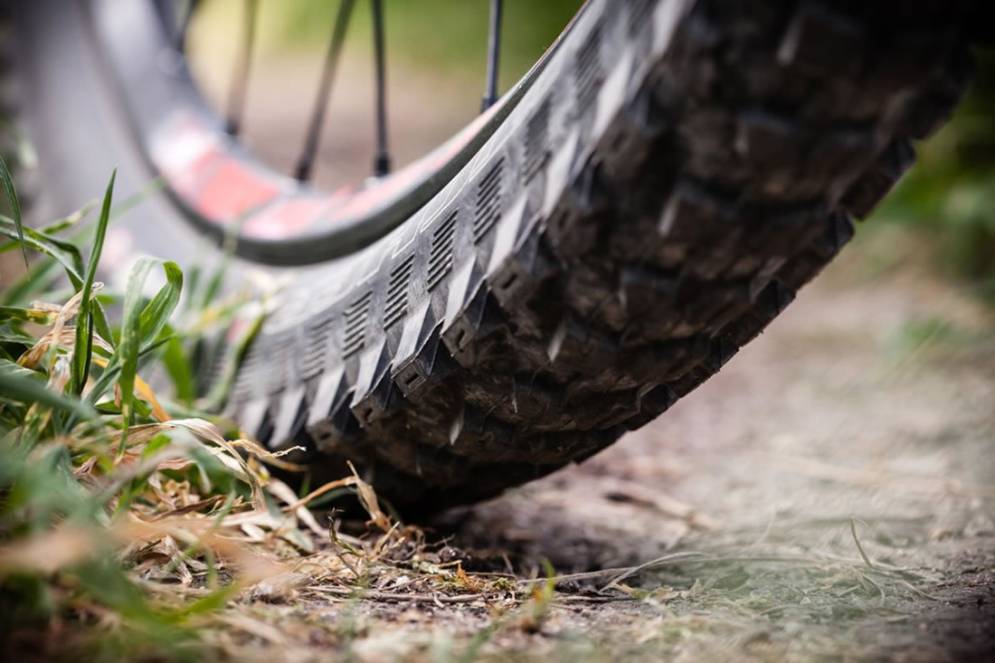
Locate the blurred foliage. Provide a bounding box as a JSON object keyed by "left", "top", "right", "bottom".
{"left": 195, "top": 0, "right": 582, "bottom": 89}
{"left": 872, "top": 49, "right": 995, "bottom": 301}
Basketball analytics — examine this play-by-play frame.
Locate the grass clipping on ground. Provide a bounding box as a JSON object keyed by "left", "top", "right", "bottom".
{"left": 0, "top": 170, "right": 530, "bottom": 659}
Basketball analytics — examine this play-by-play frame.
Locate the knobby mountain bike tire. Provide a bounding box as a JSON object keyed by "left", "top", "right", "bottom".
{"left": 4, "top": 0, "right": 983, "bottom": 514}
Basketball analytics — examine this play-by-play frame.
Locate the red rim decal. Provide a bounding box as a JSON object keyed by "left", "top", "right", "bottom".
{"left": 194, "top": 159, "right": 281, "bottom": 223}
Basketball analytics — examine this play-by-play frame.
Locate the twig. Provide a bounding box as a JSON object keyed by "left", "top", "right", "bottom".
{"left": 514, "top": 552, "right": 934, "bottom": 590}
{"left": 600, "top": 551, "right": 709, "bottom": 592}
{"left": 306, "top": 586, "right": 488, "bottom": 604}
{"left": 328, "top": 521, "right": 361, "bottom": 578}
{"left": 850, "top": 517, "right": 875, "bottom": 568}
{"left": 132, "top": 576, "right": 211, "bottom": 597}
{"left": 281, "top": 476, "right": 357, "bottom": 513}
{"left": 305, "top": 585, "right": 633, "bottom": 605}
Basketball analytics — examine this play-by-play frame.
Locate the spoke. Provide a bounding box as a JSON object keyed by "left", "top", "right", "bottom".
{"left": 225, "top": 0, "right": 259, "bottom": 137}
{"left": 175, "top": 0, "right": 200, "bottom": 53}
{"left": 295, "top": 0, "right": 356, "bottom": 183}
{"left": 481, "top": 0, "right": 504, "bottom": 111}
{"left": 371, "top": 0, "right": 391, "bottom": 177}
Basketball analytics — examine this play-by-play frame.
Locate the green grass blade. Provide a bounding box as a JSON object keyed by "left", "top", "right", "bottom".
{"left": 0, "top": 203, "right": 96, "bottom": 306}
{"left": 115, "top": 257, "right": 155, "bottom": 445}
{"left": 0, "top": 200, "right": 95, "bottom": 254}
{"left": 0, "top": 154, "right": 27, "bottom": 269}
{"left": 0, "top": 305, "right": 54, "bottom": 324}
{"left": 72, "top": 171, "right": 116, "bottom": 395}
{"left": 201, "top": 258, "right": 228, "bottom": 310}
{"left": 138, "top": 261, "right": 183, "bottom": 342}
{"left": 0, "top": 212, "right": 114, "bottom": 347}
{"left": 162, "top": 331, "right": 196, "bottom": 405}
{"left": 184, "top": 265, "right": 202, "bottom": 312}
{"left": 0, "top": 325, "right": 35, "bottom": 345}
{"left": 82, "top": 334, "right": 173, "bottom": 414}
{"left": 0, "top": 256, "right": 63, "bottom": 306}
{"left": 0, "top": 215, "right": 85, "bottom": 288}
{"left": 113, "top": 257, "right": 182, "bottom": 448}
{"left": 200, "top": 308, "right": 265, "bottom": 412}
{"left": 0, "top": 359, "right": 97, "bottom": 421}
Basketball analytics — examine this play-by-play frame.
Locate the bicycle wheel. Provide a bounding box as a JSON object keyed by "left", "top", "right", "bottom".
{"left": 5, "top": 0, "right": 981, "bottom": 514}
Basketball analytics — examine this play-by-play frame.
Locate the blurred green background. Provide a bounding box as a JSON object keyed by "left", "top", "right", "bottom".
{"left": 192, "top": 0, "right": 583, "bottom": 91}
{"left": 873, "top": 50, "right": 995, "bottom": 301}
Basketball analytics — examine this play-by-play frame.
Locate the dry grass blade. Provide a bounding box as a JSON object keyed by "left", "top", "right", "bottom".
{"left": 213, "top": 612, "right": 288, "bottom": 646}
{"left": 348, "top": 461, "right": 391, "bottom": 532}
{"left": 0, "top": 524, "right": 99, "bottom": 576}
{"left": 0, "top": 153, "right": 27, "bottom": 267}
{"left": 72, "top": 170, "right": 115, "bottom": 395}
{"left": 282, "top": 476, "right": 358, "bottom": 513}
{"left": 850, "top": 518, "right": 875, "bottom": 569}
{"left": 599, "top": 551, "right": 710, "bottom": 592}
{"left": 307, "top": 585, "right": 492, "bottom": 605}
{"left": 17, "top": 287, "right": 95, "bottom": 369}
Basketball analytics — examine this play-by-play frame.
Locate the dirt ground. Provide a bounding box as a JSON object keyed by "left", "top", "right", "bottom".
{"left": 184, "top": 225, "right": 991, "bottom": 662}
